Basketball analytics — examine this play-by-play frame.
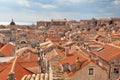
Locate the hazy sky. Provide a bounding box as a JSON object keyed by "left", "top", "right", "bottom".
{"left": 0, "top": 0, "right": 120, "bottom": 24}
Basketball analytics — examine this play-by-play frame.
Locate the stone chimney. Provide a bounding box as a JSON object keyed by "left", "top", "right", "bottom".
{"left": 94, "top": 58, "right": 99, "bottom": 65}
{"left": 65, "top": 47, "right": 69, "bottom": 57}
{"left": 7, "top": 72, "right": 16, "bottom": 80}
{"left": 76, "top": 57, "right": 81, "bottom": 70}
{"left": 27, "top": 52, "right": 30, "bottom": 60}
{"left": 89, "top": 55, "right": 99, "bottom": 65}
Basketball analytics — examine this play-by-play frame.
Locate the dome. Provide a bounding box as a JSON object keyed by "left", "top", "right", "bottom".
{"left": 10, "top": 19, "right": 16, "bottom": 25}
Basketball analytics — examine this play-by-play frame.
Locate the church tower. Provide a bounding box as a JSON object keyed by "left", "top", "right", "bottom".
{"left": 10, "top": 19, "right": 17, "bottom": 56}
{"left": 10, "top": 19, "right": 16, "bottom": 42}
{"left": 10, "top": 19, "right": 16, "bottom": 25}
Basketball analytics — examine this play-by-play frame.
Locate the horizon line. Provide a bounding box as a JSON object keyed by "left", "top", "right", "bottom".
{"left": 0, "top": 21, "right": 36, "bottom": 25}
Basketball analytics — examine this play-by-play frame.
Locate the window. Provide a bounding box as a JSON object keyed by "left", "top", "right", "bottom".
{"left": 114, "top": 68, "right": 119, "bottom": 74}
{"left": 89, "top": 68, "right": 94, "bottom": 75}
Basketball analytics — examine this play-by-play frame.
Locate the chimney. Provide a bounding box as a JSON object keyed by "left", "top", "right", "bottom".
{"left": 27, "top": 52, "right": 30, "bottom": 60}
{"left": 65, "top": 47, "right": 69, "bottom": 57}
{"left": 89, "top": 55, "right": 99, "bottom": 65}
{"left": 94, "top": 58, "right": 99, "bottom": 65}
{"left": 76, "top": 57, "right": 81, "bottom": 70}
{"left": 7, "top": 72, "right": 16, "bottom": 80}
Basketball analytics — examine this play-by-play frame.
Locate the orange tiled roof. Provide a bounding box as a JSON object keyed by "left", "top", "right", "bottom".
{"left": 16, "top": 47, "right": 36, "bottom": 56}
{"left": 0, "top": 43, "right": 15, "bottom": 57}
{"left": 15, "top": 47, "right": 39, "bottom": 68}
{"left": 0, "top": 42, "right": 4, "bottom": 49}
{"left": 17, "top": 53, "right": 38, "bottom": 68}
{"left": 0, "top": 57, "right": 33, "bottom": 80}
{"left": 93, "top": 44, "right": 120, "bottom": 62}
{"left": 0, "top": 63, "right": 9, "bottom": 72}
{"left": 0, "top": 47, "right": 39, "bottom": 79}
{"left": 59, "top": 51, "right": 87, "bottom": 65}
{"left": 67, "top": 59, "right": 107, "bottom": 77}
{"left": 17, "top": 54, "right": 38, "bottom": 67}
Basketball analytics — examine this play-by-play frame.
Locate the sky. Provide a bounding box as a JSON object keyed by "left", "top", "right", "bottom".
{"left": 0, "top": 0, "right": 120, "bottom": 25}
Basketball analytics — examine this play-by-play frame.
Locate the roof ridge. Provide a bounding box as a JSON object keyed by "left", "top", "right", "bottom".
{"left": 0, "top": 43, "right": 8, "bottom": 52}
{"left": 108, "top": 43, "right": 120, "bottom": 49}
{"left": 0, "top": 43, "right": 14, "bottom": 57}
{"left": 53, "top": 49, "right": 58, "bottom": 55}
{"left": 10, "top": 56, "right": 17, "bottom": 72}
{"left": 93, "top": 40, "right": 105, "bottom": 45}
{"left": 9, "top": 42, "right": 15, "bottom": 46}
{"left": 0, "top": 64, "right": 9, "bottom": 72}
{"left": 17, "top": 62, "right": 34, "bottom": 74}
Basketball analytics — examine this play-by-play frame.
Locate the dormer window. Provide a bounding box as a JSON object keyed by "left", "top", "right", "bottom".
{"left": 89, "top": 68, "right": 94, "bottom": 75}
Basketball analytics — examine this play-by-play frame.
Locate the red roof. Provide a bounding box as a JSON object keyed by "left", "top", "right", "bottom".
{"left": 93, "top": 44, "right": 120, "bottom": 62}
{"left": 59, "top": 51, "right": 87, "bottom": 65}
{"left": 0, "top": 42, "right": 4, "bottom": 49}
{"left": 15, "top": 47, "right": 39, "bottom": 68}
{"left": 67, "top": 59, "right": 107, "bottom": 77}
{"left": 0, "top": 49, "right": 38, "bottom": 80}
{"left": 0, "top": 43, "right": 15, "bottom": 57}
{"left": 0, "top": 57, "right": 32, "bottom": 80}
{"left": 0, "top": 63, "right": 9, "bottom": 72}
{"left": 17, "top": 53, "right": 38, "bottom": 68}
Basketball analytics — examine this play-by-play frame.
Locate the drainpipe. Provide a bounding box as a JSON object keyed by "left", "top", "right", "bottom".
{"left": 108, "top": 63, "right": 111, "bottom": 80}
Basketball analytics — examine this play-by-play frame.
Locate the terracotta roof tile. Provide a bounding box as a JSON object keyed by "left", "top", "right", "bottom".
{"left": 16, "top": 53, "right": 38, "bottom": 68}
{"left": 59, "top": 51, "right": 87, "bottom": 65}
{"left": 93, "top": 44, "right": 120, "bottom": 62}
{"left": 0, "top": 43, "right": 15, "bottom": 57}
{"left": 19, "top": 61, "right": 38, "bottom": 68}
{"left": 0, "top": 63, "right": 9, "bottom": 72}
{"left": 0, "top": 47, "right": 39, "bottom": 79}
{"left": 0, "top": 42, "right": 4, "bottom": 49}
{"left": 15, "top": 47, "right": 39, "bottom": 69}
{"left": 0, "top": 57, "right": 33, "bottom": 80}
{"left": 13, "top": 62, "right": 33, "bottom": 80}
